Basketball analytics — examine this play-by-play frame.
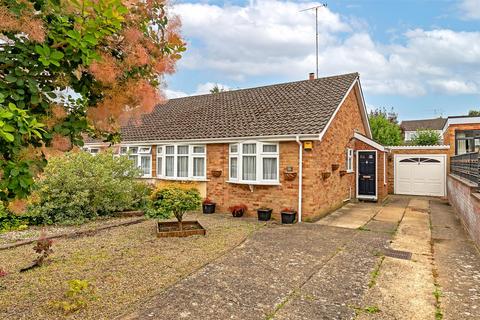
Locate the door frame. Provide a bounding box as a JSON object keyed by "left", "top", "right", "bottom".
{"left": 393, "top": 154, "right": 447, "bottom": 197}
{"left": 356, "top": 150, "right": 378, "bottom": 200}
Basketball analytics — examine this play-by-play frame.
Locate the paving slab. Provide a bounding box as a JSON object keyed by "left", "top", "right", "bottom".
{"left": 430, "top": 199, "right": 480, "bottom": 320}
{"left": 316, "top": 202, "right": 381, "bottom": 229}
{"left": 357, "top": 198, "right": 436, "bottom": 320}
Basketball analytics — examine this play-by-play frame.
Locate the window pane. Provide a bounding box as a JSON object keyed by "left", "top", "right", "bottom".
{"left": 177, "top": 156, "right": 188, "bottom": 177}
{"left": 263, "top": 158, "right": 277, "bottom": 180}
{"left": 193, "top": 146, "right": 205, "bottom": 154}
{"left": 178, "top": 146, "right": 189, "bottom": 154}
{"left": 157, "top": 157, "right": 162, "bottom": 176}
{"left": 90, "top": 148, "right": 99, "bottom": 154}
{"left": 139, "top": 147, "right": 151, "bottom": 153}
{"left": 243, "top": 143, "right": 256, "bottom": 154}
{"left": 193, "top": 157, "right": 205, "bottom": 177}
{"left": 165, "top": 156, "right": 174, "bottom": 176}
{"left": 230, "top": 144, "right": 238, "bottom": 153}
{"left": 128, "top": 155, "right": 138, "bottom": 167}
{"left": 129, "top": 147, "right": 138, "bottom": 154}
{"left": 140, "top": 156, "right": 151, "bottom": 176}
{"left": 262, "top": 144, "right": 277, "bottom": 153}
{"left": 157, "top": 146, "right": 163, "bottom": 154}
{"left": 230, "top": 157, "right": 238, "bottom": 179}
{"left": 166, "top": 146, "right": 175, "bottom": 154}
{"left": 242, "top": 156, "right": 256, "bottom": 180}
{"left": 120, "top": 147, "right": 128, "bottom": 154}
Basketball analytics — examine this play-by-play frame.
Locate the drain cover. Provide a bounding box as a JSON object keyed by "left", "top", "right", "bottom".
{"left": 383, "top": 248, "right": 412, "bottom": 260}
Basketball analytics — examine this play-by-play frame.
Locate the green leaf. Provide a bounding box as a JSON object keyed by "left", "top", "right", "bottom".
{"left": 5, "top": 74, "right": 17, "bottom": 83}
{"left": 1, "top": 132, "right": 14, "bottom": 142}
{"left": 50, "top": 50, "right": 64, "bottom": 60}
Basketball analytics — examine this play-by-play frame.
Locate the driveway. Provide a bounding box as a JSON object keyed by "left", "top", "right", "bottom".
{"left": 122, "top": 196, "right": 480, "bottom": 320}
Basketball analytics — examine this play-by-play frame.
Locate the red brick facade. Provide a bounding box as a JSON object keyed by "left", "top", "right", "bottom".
{"left": 443, "top": 123, "right": 480, "bottom": 157}
{"left": 204, "top": 85, "right": 387, "bottom": 221}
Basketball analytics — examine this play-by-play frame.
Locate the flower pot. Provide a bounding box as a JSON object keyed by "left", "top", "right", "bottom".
{"left": 257, "top": 208, "right": 272, "bottom": 221}
{"left": 232, "top": 209, "right": 245, "bottom": 218}
{"left": 281, "top": 211, "right": 297, "bottom": 224}
{"left": 202, "top": 203, "right": 216, "bottom": 214}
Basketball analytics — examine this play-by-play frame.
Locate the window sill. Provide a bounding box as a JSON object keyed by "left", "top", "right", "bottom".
{"left": 226, "top": 180, "right": 281, "bottom": 186}
{"left": 157, "top": 177, "right": 209, "bottom": 182}
{"left": 346, "top": 170, "right": 354, "bottom": 174}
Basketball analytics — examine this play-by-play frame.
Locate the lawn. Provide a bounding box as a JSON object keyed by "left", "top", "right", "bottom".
{"left": 0, "top": 213, "right": 264, "bottom": 319}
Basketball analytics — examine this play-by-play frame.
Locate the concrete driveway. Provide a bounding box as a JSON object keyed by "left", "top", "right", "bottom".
{"left": 122, "top": 196, "right": 480, "bottom": 320}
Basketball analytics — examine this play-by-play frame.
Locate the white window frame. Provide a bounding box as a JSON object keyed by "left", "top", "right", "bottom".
{"left": 228, "top": 141, "right": 280, "bottom": 185}
{"left": 83, "top": 147, "right": 100, "bottom": 155}
{"left": 119, "top": 146, "right": 152, "bottom": 178}
{"left": 346, "top": 148, "right": 354, "bottom": 173}
{"left": 156, "top": 144, "right": 207, "bottom": 180}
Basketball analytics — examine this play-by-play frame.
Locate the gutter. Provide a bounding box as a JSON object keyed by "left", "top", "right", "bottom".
{"left": 296, "top": 136, "right": 303, "bottom": 223}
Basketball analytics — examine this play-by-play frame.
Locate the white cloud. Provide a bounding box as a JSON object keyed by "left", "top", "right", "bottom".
{"left": 164, "top": 82, "right": 230, "bottom": 99}
{"left": 459, "top": 0, "right": 480, "bottom": 20}
{"left": 172, "top": 0, "right": 480, "bottom": 96}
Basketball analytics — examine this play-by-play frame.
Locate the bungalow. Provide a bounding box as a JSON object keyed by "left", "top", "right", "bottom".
{"left": 85, "top": 72, "right": 389, "bottom": 221}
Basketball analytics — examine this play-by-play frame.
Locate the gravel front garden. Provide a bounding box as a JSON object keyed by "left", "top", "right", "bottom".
{"left": 0, "top": 213, "right": 264, "bottom": 319}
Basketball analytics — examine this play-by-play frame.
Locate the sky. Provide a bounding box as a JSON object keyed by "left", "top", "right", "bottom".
{"left": 163, "top": 0, "right": 480, "bottom": 121}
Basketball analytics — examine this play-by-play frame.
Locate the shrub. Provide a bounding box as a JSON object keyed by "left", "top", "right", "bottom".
{"left": 0, "top": 202, "right": 28, "bottom": 233}
{"left": 21, "top": 233, "right": 54, "bottom": 272}
{"left": 202, "top": 198, "right": 215, "bottom": 205}
{"left": 53, "top": 279, "right": 96, "bottom": 315}
{"left": 147, "top": 186, "right": 201, "bottom": 229}
{"left": 28, "top": 151, "right": 150, "bottom": 224}
{"left": 411, "top": 129, "right": 441, "bottom": 146}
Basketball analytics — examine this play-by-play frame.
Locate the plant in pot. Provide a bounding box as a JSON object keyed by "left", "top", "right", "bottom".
{"left": 202, "top": 198, "right": 216, "bottom": 214}
{"left": 281, "top": 208, "right": 297, "bottom": 224}
{"left": 257, "top": 207, "right": 272, "bottom": 221}
{"left": 228, "top": 204, "right": 247, "bottom": 217}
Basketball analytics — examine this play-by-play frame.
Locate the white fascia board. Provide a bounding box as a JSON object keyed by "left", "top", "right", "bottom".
{"left": 386, "top": 145, "right": 450, "bottom": 150}
{"left": 441, "top": 117, "right": 480, "bottom": 134}
{"left": 354, "top": 132, "right": 385, "bottom": 152}
{"left": 87, "top": 134, "right": 321, "bottom": 146}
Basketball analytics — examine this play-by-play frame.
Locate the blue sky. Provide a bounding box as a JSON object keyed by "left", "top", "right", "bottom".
{"left": 165, "top": 0, "right": 480, "bottom": 120}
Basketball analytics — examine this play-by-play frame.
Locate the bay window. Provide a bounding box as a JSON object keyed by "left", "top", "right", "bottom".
{"left": 229, "top": 142, "right": 279, "bottom": 184}
{"left": 120, "top": 146, "right": 152, "bottom": 177}
{"left": 157, "top": 144, "right": 206, "bottom": 179}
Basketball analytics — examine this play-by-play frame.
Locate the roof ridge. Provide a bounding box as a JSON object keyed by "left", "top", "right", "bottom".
{"left": 163, "top": 72, "right": 359, "bottom": 102}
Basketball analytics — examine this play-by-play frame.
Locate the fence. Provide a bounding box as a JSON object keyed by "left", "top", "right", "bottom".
{"left": 450, "top": 152, "right": 479, "bottom": 186}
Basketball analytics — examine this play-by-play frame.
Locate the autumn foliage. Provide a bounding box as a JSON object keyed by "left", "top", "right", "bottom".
{"left": 0, "top": 0, "right": 185, "bottom": 200}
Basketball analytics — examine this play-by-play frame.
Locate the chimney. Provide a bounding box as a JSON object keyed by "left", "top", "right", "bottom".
{"left": 309, "top": 72, "right": 315, "bottom": 80}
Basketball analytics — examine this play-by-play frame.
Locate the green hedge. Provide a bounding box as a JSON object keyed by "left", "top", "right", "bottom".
{"left": 28, "top": 150, "right": 151, "bottom": 225}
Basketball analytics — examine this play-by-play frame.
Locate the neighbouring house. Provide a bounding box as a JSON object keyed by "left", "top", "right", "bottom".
{"left": 388, "top": 115, "right": 480, "bottom": 199}
{"left": 400, "top": 117, "right": 446, "bottom": 143}
{"left": 85, "top": 73, "right": 389, "bottom": 221}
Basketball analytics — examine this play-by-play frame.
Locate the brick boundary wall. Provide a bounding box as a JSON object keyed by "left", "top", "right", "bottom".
{"left": 447, "top": 174, "right": 480, "bottom": 247}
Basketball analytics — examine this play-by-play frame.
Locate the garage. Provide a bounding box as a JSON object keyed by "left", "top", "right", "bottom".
{"left": 394, "top": 154, "right": 446, "bottom": 197}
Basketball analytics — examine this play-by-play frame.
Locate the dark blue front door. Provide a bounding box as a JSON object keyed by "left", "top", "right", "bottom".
{"left": 358, "top": 151, "right": 376, "bottom": 197}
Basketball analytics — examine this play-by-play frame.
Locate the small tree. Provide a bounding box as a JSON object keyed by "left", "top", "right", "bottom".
{"left": 210, "top": 84, "right": 226, "bottom": 94}
{"left": 468, "top": 110, "right": 480, "bottom": 116}
{"left": 369, "top": 113, "right": 402, "bottom": 146}
{"left": 411, "top": 130, "right": 441, "bottom": 146}
{"left": 149, "top": 187, "right": 201, "bottom": 230}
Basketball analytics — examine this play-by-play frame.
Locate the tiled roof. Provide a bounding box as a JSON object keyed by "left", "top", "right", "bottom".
{"left": 400, "top": 118, "right": 447, "bottom": 131}
{"left": 87, "top": 72, "right": 359, "bottom": 143}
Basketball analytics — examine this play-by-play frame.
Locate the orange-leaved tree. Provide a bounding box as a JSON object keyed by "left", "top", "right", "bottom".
{"left": 0, "top": 0, "right": 185, "bottom": 200}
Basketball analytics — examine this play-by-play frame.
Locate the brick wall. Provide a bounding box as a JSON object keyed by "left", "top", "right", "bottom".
{"left": 387, "top": 148, "right": 450, "bottom": 194}
{"left": 206, "top": 142, "right": 300, "bottom": 220}
{"left": 205, "top": 85, "right": 369, "bottom": 221}
{"left": 447, "top": 174, "right": 480, "bottom": 247}
{"left": 443, "top": 124, "right": 480, "bottom": 158}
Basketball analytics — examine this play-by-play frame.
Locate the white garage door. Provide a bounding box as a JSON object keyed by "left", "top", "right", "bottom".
{"left": 395, "top": 155, "right": 446, "bottom": 197}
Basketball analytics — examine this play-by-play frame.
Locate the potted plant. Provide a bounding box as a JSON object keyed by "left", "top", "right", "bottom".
{"left": 257, "top": 207, "right": 272, "bottom": 221}
{"left": 281, "top": 208, "right": 297, "bottom": 224}
{"left": 228, "top": 204, "right": 247, "bottom": 217}
{"left": 202, "top": 198, "right": 216, "bottom": 214}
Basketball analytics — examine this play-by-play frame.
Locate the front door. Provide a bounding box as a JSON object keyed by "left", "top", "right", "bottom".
{"left": 358, "top": 151, "right": 376, "bottom": 199}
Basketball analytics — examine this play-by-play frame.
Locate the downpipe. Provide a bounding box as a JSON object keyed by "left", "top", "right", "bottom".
{"left": 296, "top": 136, "right": 303, "bottom": 223}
